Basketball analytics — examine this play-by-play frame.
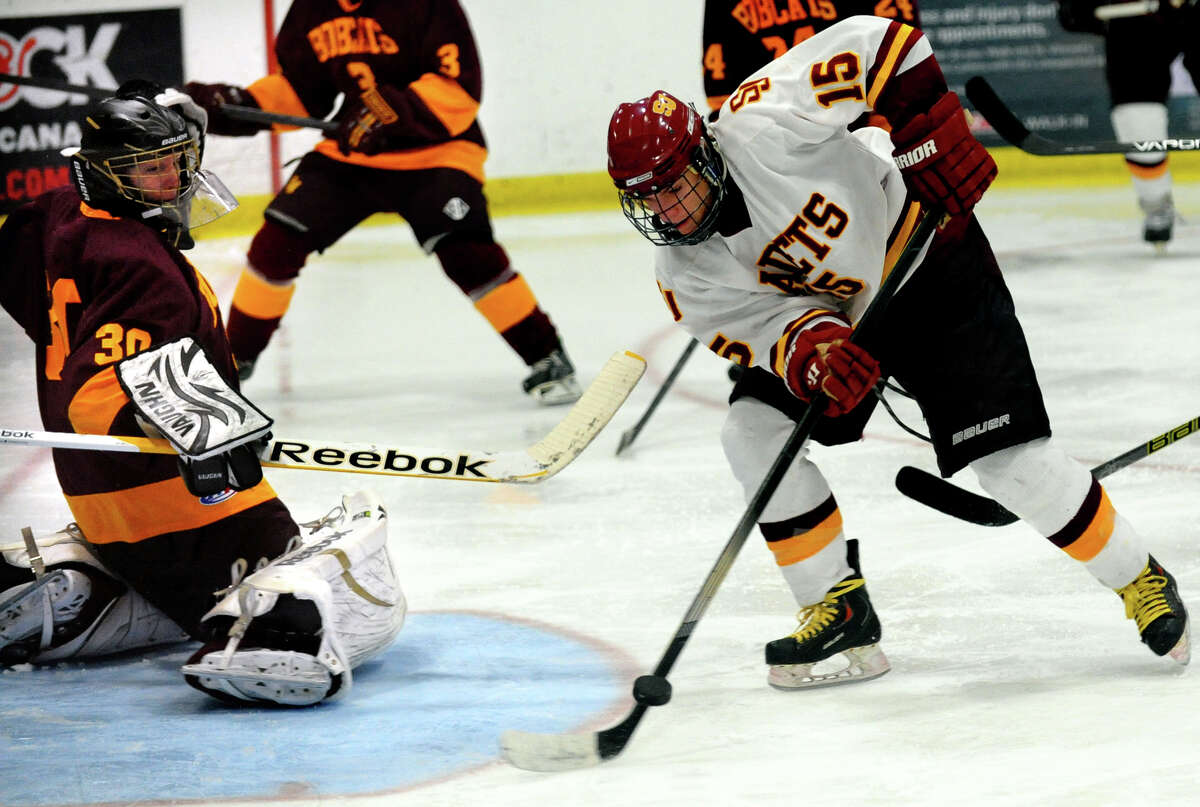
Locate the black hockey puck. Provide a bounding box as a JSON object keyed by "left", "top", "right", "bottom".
{"left": 632, "top": 674, "right": 672, "bottom": 706}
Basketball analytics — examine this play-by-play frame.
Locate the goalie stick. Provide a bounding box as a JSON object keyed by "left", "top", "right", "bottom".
{"left": 0, "top": 72, "right": 338, "bottom": 133}
{"left": 499, "top": 208, "right": 941, "bottom": 772}
{"left": 615, "top": 339, "right": 699, "bottom": 456}
{"left": 0, "top": 351, "right": 645, "bottom": 484}
{"left": 895, "top": 414, "right": 1200, "bottom": 527}
{"left": 965, "top": 76, "right": 1200, "bottom": 156}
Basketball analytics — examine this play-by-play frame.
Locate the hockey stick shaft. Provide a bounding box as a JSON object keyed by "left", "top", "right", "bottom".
{"left": 1095, "top": 1, "right": 1160, "bottom": 20}
{"left": 895, "top": 414, "right": 1200, "bottom": 527}
{"left": 0, "top": 72, "right": 338, "bottom": 133}
{"left": 615, "top": 339, "right": 699, "bottom": 456}
{"left": 0, "top": 351, "right": 645, "bottom": 484}
{"left": 501, "top": 207, "right": 941, "bottom": 771}
{"left": 965, "top": 76, "right": 1200, "bottom": 156}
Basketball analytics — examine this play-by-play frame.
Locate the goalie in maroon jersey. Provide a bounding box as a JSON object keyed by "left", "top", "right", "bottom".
{"left": 184, "top": 0, "right": 580, "bottom": 405}
{"left": 0, "top": 84, "right": 405, "bottom": 706}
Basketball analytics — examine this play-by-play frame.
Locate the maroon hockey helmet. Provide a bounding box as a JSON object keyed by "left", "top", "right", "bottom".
{"left": 607, "top": 90, "right": 726, "bottom": 246}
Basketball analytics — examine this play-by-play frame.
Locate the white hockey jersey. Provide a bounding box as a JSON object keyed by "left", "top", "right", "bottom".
{"left": 655, "top": 15, "right": 936, "bottom": 379}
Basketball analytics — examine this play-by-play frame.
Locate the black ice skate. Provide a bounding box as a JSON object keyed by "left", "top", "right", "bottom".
{"left": 1115, "top": 555, "right": 1190, "bottom": 665}
{"left": 522, "top": 349, "right": 582, "bottom": 406}
{"left": 765, "top": 539, "right": 890, "bottom": 689}
{"left": 1140, "top": 194, "right": 1175, "bottom": 250}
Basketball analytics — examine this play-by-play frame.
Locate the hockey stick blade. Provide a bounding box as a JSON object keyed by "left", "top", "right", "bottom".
{"left": 0, "top": 351, "right": 645, "bottom": 484}
{"left": 615, "top": 339, "right": 699, "bottom": 456}
{"left": 500, "top": 707, "right": 643, "bottom": 772}
{"left": 895, "top": 465, "right": 1016, "bottom": 527}
{"left": 895, "top": 414, "right": 1200, "bottom": 527}
{"left": 965, "top": 76, "right": 1200, "bottom": 157}
{"left": 0, "top": 72, "right": 338, "bottom": 132}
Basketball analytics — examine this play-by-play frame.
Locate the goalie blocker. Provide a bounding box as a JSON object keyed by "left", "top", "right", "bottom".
{"left": 115, "top": 335, "right": 273, "bottom": 497}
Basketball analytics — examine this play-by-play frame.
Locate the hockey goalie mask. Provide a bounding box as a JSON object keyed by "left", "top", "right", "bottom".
{"left": 63, "top": 86, "right": 236, "bottom": 249}
{"left": 607, "top": 91, "right": 726, "bottom": 246}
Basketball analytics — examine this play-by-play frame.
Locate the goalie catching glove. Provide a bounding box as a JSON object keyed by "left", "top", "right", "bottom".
{"left": 116, "top": 336, "right": 273, "bottom": 497}
{"left": 891, "top": 91, "right": 997, "bottom": 217}
{"left": 783, "top": 321, "right": 880, "bottom": 417}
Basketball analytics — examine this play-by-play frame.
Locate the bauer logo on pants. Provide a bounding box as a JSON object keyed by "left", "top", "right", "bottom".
{"left": 269, "top": 440, "right": 493, "bottom": 479}
{"left": 951, "top": 413, "right": 1010, "bottom": 446}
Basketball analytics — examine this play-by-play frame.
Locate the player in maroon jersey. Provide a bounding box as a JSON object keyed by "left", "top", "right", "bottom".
{"left": 185, "top": 0, "right": 580, "bottom": 404}
{"left": 0, "top": 84, "right": 404, "bottom": 705}
{"left": 703, "top": 0, "right": 920, "bottom": 113}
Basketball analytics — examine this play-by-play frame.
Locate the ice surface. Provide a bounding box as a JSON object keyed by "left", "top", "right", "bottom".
{"left": 2, "top": 185, "right": 1198, "bottom": 806}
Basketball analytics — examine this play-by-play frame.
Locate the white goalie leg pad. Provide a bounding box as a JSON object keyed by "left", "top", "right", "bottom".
{"left": 1, "top": 525, "right": 188, "bottom": 663}
{"left": 182, "top": 490, "right": 405, "bottom": 706}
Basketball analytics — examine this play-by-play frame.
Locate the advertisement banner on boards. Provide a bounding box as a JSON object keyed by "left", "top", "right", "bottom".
{"left": 0, "top": 8, "right": 184, "bottom": 213}
{"left": 917, "top": 0, "right": 1200, "bottom": 146}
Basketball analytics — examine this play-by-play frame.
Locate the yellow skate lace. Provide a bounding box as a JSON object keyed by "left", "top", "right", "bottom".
{"left": 1116, "top": 566, "right": 1172, "bottom": 631}
{"left": 788, "top": 578, "right": 866, "bottom": 642}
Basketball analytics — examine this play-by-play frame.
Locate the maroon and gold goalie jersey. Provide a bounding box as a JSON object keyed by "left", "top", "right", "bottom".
{"left": 248, "top": 0, "right": 489, "bottom": 182}
{"left": 703, "top": 0, "right": 921, "bottom": 110}
{"left": 0, "top": 186, "right": 281, "bottom": 545}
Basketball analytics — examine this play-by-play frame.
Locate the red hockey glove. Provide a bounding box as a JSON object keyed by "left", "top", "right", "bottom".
{"left": 182, "top": 82, "right": 267, "bottom": 137}
{"left": 890, "top": 92, "right": 997, "bottom": 217}
{"left": 784, "top": 322, "right": 881, "bottom": 417}
{"left": 336, "top": 86, "right": 408, "bottom": 156}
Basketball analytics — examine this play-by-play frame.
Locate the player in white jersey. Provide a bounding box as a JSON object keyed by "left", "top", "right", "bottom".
{"left": 606, "top": 16, "right": 1189, "bottom": 688}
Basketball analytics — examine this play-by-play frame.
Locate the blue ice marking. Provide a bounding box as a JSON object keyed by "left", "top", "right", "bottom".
{"left": 0, "top": 612, "right": 622, "bottom": 805}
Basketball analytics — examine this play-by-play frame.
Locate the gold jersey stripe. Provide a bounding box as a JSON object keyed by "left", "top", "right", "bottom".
{"left": 67, "top": 366, "right": 127, "bottom": 437}
{"left": 866, "top": 24, "right": 914, "bottom": 110}
{"left": 410, "top": 72, "right": 480, "bottom": 137}
{"left": 313, "top": 138, "right": 487, "bottom": 183}
{"left": 66, "top": 475, "right": 278, "bottom": 544}
{"left": 882, "top": 201, "right": 923, "bottom": 285}
{"left": 246, "top": 74, "right": 311, "bottom": 131}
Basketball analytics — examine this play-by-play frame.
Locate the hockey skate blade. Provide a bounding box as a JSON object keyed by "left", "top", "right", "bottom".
{"left": 499, "top": 729, "right": 602, "bottom": 772}
{"left": 768, "top": 644, "right": 891, "bottom": 690}
{"left": 1167, "top": 621, "right": 1190, "bottom": 666}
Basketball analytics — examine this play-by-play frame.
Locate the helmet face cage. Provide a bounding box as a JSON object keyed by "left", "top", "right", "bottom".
{"left": 618, "top": 133, "right": 727, "bottom": 247}
{"left": 92, "top": 137, "right": 200, "bottom": 216}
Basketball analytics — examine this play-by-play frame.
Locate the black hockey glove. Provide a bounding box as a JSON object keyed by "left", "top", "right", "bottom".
{"left": 336, "top": 86, "right": 409, "bottom": 156}
{"left": 183, "top": 82, "right": 268, "bottom": 136}
{"left": 176, "top": 438, "right": 268, "bottom": 498}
